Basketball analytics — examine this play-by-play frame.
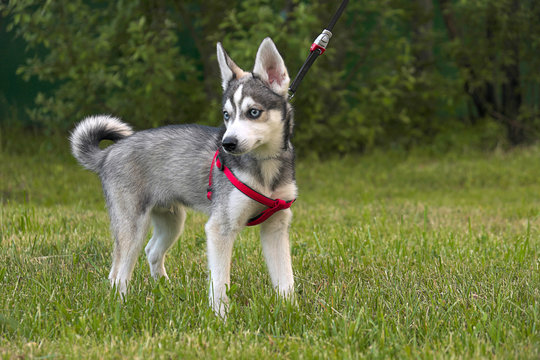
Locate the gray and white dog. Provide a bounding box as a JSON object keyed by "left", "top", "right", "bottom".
{"left": 70, "top": 38, "right": 296, "bottom": 316}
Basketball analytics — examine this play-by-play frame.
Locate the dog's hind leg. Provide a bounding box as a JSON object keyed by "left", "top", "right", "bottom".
{"left": 260, "top": 208, "right": 294, "bottom": 298}
{"left": 145, "top": 204, "right": 186, "bottom": 280}
{"left": 108, "top": 207, "right": 152, "bottom": 296}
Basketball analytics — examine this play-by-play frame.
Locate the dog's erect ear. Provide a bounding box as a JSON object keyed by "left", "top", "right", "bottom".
{"left": 253, "top": 38, "right": 290, "bottom": 96}
{"left": 216, "top": 42, "right": 247, "bottom": 91}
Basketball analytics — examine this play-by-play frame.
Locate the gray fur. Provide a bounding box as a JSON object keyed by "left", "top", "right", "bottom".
{"left": 70, "top": 115, "right": 133, "bottom": 173}
{"left": 72, "top": 118, "right": 294, "bottom": 216}
{"left": 71, "top": 37, "right": 296, "bottom": 316}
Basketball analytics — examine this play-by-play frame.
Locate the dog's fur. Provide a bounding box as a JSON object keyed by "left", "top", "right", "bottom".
{"left": 70, "top": 38, "right": 296, "bottom": 316}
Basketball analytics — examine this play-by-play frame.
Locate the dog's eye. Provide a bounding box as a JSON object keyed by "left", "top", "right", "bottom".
{"left": 248, "top": 108, "right": 261, "bottom": 119}
{"left": 223, "top": 111, "right": 230, "bottom": 121}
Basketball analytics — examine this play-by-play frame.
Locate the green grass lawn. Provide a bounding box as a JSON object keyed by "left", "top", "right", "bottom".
{"left": 1, "top": 130, "right": 539, "bottom": 358}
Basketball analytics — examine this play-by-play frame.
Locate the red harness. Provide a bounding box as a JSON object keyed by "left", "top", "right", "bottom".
{"left": 207, "top": 150, "right": 295, "bottom": 226}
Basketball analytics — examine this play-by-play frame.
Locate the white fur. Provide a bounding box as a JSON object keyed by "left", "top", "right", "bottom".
{"left": 205, "top": 216, "right": 235, "bottom": 317}
{"left": 74, "top": 115, "right": 133, "bottom": 138}
{"left": 217, "top": 43, "right": 234, "bottom": 91}
{"left": 233, "top": 85, "right": 244, "bottom": 112}
{"left": 260, "top": 158, "right": 281, "bottom": 187}
{"left": 261, "top": 208, "right": 294, "bottom": 296}
{"left": 271, "top": 181, "right": 298, "bottom": 200}
{"left": 223, "top": 105, "right": 284, "bottom": 158}
{"left": 206, "top": 179, "right": 296, "bottom": 316}
{"left": 224, "top": 99, "right": 233, "bottom": 118}
{"left": 145, "top": 205, "right": 186, "bottom": 279}
{"left": 240, "top": 96, "right": 256, "bottom": 113}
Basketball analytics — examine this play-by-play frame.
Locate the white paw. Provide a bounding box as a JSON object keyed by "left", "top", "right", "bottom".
{"left": 210, "top": 296, "right": 229, "bottom": 319}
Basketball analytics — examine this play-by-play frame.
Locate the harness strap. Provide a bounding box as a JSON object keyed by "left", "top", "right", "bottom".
{"left": 206, "top": 150, "right": 219, "bottom": 201}
{"left": 207, "top": 150, "right": 295, "bottom": 226}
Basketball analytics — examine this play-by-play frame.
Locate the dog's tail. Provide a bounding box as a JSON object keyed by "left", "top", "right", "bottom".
{"left": 70, "top": 115, "right": 134, "bottom": 173}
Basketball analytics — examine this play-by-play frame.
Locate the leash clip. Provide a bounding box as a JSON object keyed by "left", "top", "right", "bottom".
{"left": 310, "top": 29, "right": 332, "bottom": 54}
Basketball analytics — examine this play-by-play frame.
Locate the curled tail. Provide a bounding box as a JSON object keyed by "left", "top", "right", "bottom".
{"left": 70, "top": 115, "right": 134, "bottom": 173}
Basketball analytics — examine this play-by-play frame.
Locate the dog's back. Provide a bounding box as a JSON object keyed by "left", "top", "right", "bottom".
{"left": 71, "top": 116, "right": 222, "bottom": 214}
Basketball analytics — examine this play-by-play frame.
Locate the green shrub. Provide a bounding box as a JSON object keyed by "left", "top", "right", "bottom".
{"left": 3, "top": 0, "right": 207, "bottom": 130}
{"left": 2, "top": 0, "right": 539, "bottom": 154}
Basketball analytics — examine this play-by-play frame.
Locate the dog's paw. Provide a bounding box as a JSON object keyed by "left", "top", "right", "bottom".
{"left": 210, "top": 296, "right": 229, "bottom": 319}
{"left": 109, "top": 277, "right": 128, "bottom": 301}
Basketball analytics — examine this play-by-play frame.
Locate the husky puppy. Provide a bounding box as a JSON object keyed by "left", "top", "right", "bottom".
{"left": 70, "top": 38, "right": 296, "bottom": 316}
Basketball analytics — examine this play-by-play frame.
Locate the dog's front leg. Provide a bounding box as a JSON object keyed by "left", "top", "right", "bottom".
{"left": 260, "top": 208, "right": 294, "bottom": 298}
{"left": 205, "top": 216, "right": 237, "bottom": 317}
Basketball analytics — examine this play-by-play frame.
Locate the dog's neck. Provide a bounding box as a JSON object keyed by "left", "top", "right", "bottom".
{"left": 250, "top": 148, "right": 287, "bottom": 178}
{"left": 221, "top": 146, "right": 293, "bottom": 190}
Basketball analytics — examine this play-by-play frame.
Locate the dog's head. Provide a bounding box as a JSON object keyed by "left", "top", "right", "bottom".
{"left": 216, "top": 38, "right": 293, "bottom": 158}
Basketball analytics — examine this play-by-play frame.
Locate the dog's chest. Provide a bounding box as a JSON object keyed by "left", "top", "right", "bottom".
{"left": 233, "top": 158, "right": 282, "bottom": 197}
{"left": 259, "top": 158, "right": 281, "bottom": 188}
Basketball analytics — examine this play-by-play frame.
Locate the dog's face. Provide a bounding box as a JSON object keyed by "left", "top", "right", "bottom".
{"left": 217, "top": 38, "right": 292, "bottom": 158}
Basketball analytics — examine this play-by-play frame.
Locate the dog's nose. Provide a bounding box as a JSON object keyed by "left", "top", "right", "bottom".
{"left": 222, "top": 137, "right": 238, "bottom": 153}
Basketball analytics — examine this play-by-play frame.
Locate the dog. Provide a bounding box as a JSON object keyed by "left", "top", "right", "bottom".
{"left": 70, "top": 38, "right": 297, "bottom": 316}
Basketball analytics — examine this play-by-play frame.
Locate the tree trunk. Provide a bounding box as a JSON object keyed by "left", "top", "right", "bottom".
{"left": 439, "top": 0, "right": 498, "bottom": 121}
{"left": 484, "top": 3, "right": 498, "bottom": 114}
{"left": 501, "top": 0, "right": 524, "bottom": 144}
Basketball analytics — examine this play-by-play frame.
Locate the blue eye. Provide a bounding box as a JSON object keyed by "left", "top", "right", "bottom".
{"left": 248, "top": 108, "right": 261, "bottom": 119}
{"left": 223, "top": 111, "right": 230, "bottom": 121}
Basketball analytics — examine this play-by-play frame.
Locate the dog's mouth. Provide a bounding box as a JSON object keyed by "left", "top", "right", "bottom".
{"left": 221, "top": 142, "right": 248, "bottom": 156}
{"left": 221, "top": 137, "right": 263, "bottom": 156}
{"left": 222, "top": 147, "right": 244, "bottom": 156}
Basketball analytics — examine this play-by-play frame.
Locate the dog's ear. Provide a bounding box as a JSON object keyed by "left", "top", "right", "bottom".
{"left": 253, "top": 38, "right": 290, "bottom": 96}
{"left": 216, "top": 42, "right": 247, "bottom": 91}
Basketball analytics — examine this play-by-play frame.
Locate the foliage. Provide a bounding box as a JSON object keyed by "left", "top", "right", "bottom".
{"left": 1, "top": 0, "right": 540, "bottom": 153}
{"left": 2, "top": 0, "right": 206, "bottom": 129}
{"left": 440, "top": 0, "right": 540, "bottom": 144}
{"left": 333, "top": 1, "right": 458, "bottom": 151}
{"left": 214, "top": 0, "right": 466, "bottom": 153}
{"left": 1, "top": 133, "right": 539, "bottom": 358}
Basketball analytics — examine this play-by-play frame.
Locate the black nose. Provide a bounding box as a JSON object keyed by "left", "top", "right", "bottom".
{"left": 222, "top": 137, "right": 238, "bottom": 152}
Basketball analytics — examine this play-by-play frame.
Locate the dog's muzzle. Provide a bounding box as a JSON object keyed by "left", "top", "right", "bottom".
{"left": 221, "top": 136, "right": 238, "bottom": 153}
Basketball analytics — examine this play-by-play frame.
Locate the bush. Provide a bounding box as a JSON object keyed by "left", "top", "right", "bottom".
{"left": 3, "top": 0, "right": 539, "bottom": 154}
{"left": 3, "top": 0, "right": 207, "bottom": 130}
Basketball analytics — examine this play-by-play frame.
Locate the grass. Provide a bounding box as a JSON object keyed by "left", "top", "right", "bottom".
{"left": 0, "top": 129, "right": 539, "bottom": 358}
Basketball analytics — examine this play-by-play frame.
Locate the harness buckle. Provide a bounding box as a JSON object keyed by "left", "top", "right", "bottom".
{"left": 273, "top": 198, "right": 288, "bottom": 210}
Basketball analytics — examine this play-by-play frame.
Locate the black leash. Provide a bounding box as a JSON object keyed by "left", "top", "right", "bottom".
{"left": 288, "top": 0, "right": 349, "bottom": 98}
